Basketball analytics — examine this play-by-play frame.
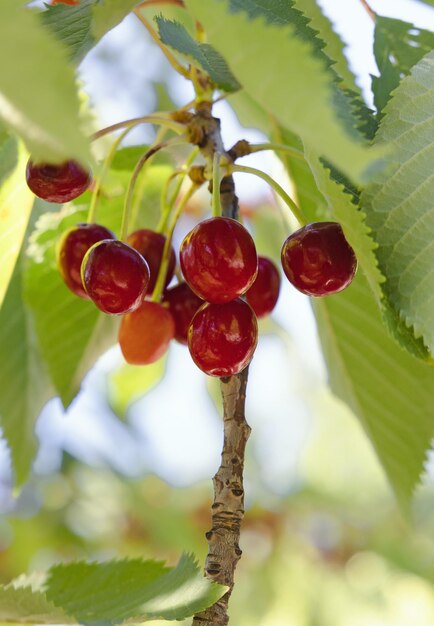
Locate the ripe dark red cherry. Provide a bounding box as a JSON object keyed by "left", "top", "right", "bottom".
{"left": 81, "top": 240, "right": 150, "bottom": 315}
{"left": 281, "top": 222, "right": 357, "bottom": 296}
{"left": 188, "top": 298, "right": 258, "bottom": 377}
{"left": 246, "top": 256, "right": 281, "bottom": 318}
{"left": 26, "top": 159, "right": 91, "bottom": 203}
{"left": 119, "top": 301, "right": 175, "bottom": 365}
{"left": 127, "top": 229, "right": 176, "bottom": 294}
{"left": 57, "top": 223, "right": 115, "bottom": 299}
{"left": 180, "top": 217, "right": 258, "bottom": 304}
{"left": 163, "top": 282, "right": 204, "bottom": 345}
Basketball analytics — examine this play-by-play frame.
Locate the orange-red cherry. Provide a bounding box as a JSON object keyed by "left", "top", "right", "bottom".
{"left": 81, "top": 240, "right": 150, "bottom": 315}
{"left": 26, "top": 159, "right": 91, "bottom": 203}
{"left": 180, "top": 217, "right": 258, "bottom": 304}
{"left": 281, "top": 222, "right": 357, "bottom": 296}
{"left": 246, "top": 256, "right": 281, "bottom": 318}
{"left": 119, "top": 301, "right": 175, "bottom": 365}
{"left": 188, "top": 299, "right": 258, "bottom": 377}
{"left": 127, "top": 229, "right": 176, "bottom": 294}
{"left": 164, "top": 282, "right": 204, "bottom": 345}
{"left": 57, "top": 223, "right": 115, "bottom": 299}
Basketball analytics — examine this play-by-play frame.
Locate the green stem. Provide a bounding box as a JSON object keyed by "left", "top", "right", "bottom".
{"left": 231, "top": 164, "right": 306, "bottom": 226}
{"left": 212, "top": 152, "right": 223, "bottom": 218}
{"left": 87, "top": 127, "right": 132, "bottom": 224}
{"left": 91, "top": 114, "right": 185, "bottom": 141}
{"left": 247, "top": 142, "right": 304, "bottom": 160}
{"left": 120, "top": 135, "right": 187, "bottom": 242}
{"left": 152, "top": 183, "right": 199, "bottom": 302}
{"left": 158, "top": 147, "right": 200, "bottom": 233}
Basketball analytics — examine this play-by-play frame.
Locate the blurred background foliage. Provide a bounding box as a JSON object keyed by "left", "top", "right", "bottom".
{"left": 1, "top": 2, "right": 434, "bottom": 625}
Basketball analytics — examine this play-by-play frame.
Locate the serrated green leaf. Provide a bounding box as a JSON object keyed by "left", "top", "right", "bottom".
{"left": 184, "top": 0, "right": 382, "bottom": 184}
{"left": 0, "top": 261, "right": 53, "bottom": 486}
{"left": 293, "top": 0, "right": 360, "bottom": 92}
{"left": 0, "top": 585, "right": 73, "bottom": 625}
{"left": 0, "top": 141, "right": 34, "bottom": 308}
{"left": 0, "top": 1, "right": 90, "bottom": 164}
{"left": 108, "top": 358, "right": 167, "bottom": 420}
{"left": 156, "top": 17, "right": 240, "bottom": 92}
{"left": 45, "top": 553, "right": 226, "bottom": 624}
{"left": 41, "top": 0, "right": 96, "bottom": 64}
{"left": 362, "top": 50, "right": 434, "bottom": 356}
{"left": 373, "top": 16, "right": 434, "bottom": 114}
{"left": 92, "top": 0, "right": 142, "bottom": 41}
{"left": 313, "top": 273, "right": 434, "bottom": 512}
{"left": 304, "top": 147, "right": 385, "bottom": 303}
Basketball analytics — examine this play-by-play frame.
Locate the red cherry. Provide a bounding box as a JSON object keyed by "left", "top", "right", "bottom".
{"left": 246, "top": 256, "right": 281, "bottom": 318}
{"left": 26, "top": 159, "right": 91, "bottom": 203}
{"left": 57, "top": 223, "right": 115, "bottom": 299}
{"left": 119, "top": 301, "right": 175, "bottom": 365}
{"left": 179, "top": 217, "right": 258, "bottom": 304}
{"left": 188, "top": 298, "right": 258, "bottom": 377}
{"left": 81, "top": 240, "right": 150, "bottom": 315}
{"left": 281, "top": 222, "right": 357, "bottom": 296}
{"left": 127, "top": 229, "right": 176, "bottom": 294}
{"left": 163, "top": 282, "right": 204, "bottom": 345}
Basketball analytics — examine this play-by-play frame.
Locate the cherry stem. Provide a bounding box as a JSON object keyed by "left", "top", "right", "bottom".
{"left": 152, "top": 182, "right": 199, "bottom": 302}
{"left": 87, "top": 127, "right": 132, "bottom": 224}
{"left": 120, "top": 135, "right": 187, "bottom": 242}
{"left": 130, "top": 125, "right": 170, "bottom": 229}
{"left": 212, "top": 152, "right": 223, "bottom": 217}
{"left": 231, "top": 164, "right": 306, "bottom": 226}
{"left": 359, "top": 0, "right": 376, "bottom": 21}
{"left": 158, "top": 147, "right": 199, "bottom": 233}
{"left": 133, "top": 9, "right": 190, "bottom": 78}
{"left": 91, "top": 114, "right": 185, "bottom": 141}
{"left": 247, "top": 142, "right": 304, "bottom": 160}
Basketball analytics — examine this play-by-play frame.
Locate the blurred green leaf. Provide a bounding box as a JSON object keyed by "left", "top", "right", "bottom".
{"left": 108, "top": 357, "right": 168, "bottom": 420}
{"left": 0, "top": 1, "right": 90, "bottom": 164}
{"left": 0, "top": 261, "right": 53, "bottom": 486}
{"left": 156, "top": 17, "right": 241, "bottom": 92}
{"left": 0, "top": 585, "right": 73, "bottom": 625}
{"left": 0, "top": 141, "right": 34, "bottom": 308}
{"left": 92, "top": 0, "right": 142, "bottom": 41}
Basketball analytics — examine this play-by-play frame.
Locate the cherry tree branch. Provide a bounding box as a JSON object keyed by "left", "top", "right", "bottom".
{"left": 190, "top": 102, "right": 251, "bottom": 626}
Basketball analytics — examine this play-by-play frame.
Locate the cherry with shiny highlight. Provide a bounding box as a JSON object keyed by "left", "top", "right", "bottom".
{"left": 188, "top": 298, "right": 258, "bottom": 377}
{"left": 81, "top": 240, "right": 150, "bottom": 315}
{"left": 246, "top": 256, "right": 281, "bottom": 318}
{"left": 26, "top": 159, "right": 91, "bottom": 203}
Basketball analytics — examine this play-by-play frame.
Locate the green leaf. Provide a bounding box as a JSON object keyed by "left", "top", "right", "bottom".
{"left": 48, "top": 553, "right": 225, "bottom": 624}
{"left": 184, "top": 0, "right": 382, "bottom": 184}
{"left": 293, "top": 0, "right": 360, "bottom": 92}
{"left": 111, "top": 146, "right": 174, "bottom": 171}
{"left": 313, "top": 273, "right": 434, "bottom": 511}
{"left": 40, "top": 0, "right": 96, "bottom": 64}
{"left": 304, "top": 147, "right": 385, "bottom": 303}
{"left": 373, "top": 16, "right": 434, "bottom": 114}
{"left": 156, "top": 17, "right": 240, "bottom": 92}
{"left": 108, "top": 358, "right": 167, "bottom": 420}
{"left": 92, "top": 0, "right": 142, "bottom": 41}
{"left": 0, "top": 0, "right": 90, "bottom": 164}
{"left": 0, "top": 261, "right": 53, "bottom": 486}
{"left": 0, "top": 141, "right": 34, "bottom": 308}
{"left": 23, "top": 206, "right": 120, "bottom": 408}
{"left": 0, "top": 585, "right": 73, "bottom": 625}
{"left": 362, "top": 50, "right": 434, "bottom": 356}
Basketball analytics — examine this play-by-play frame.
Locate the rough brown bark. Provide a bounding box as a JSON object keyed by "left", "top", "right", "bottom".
{"left": 191, "top": 101, "right": 251, "bottom": 626}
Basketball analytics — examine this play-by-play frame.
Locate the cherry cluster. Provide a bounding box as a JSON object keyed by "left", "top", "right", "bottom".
{"left": 26, "top": 157, "right": 357, "bottom": 377}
